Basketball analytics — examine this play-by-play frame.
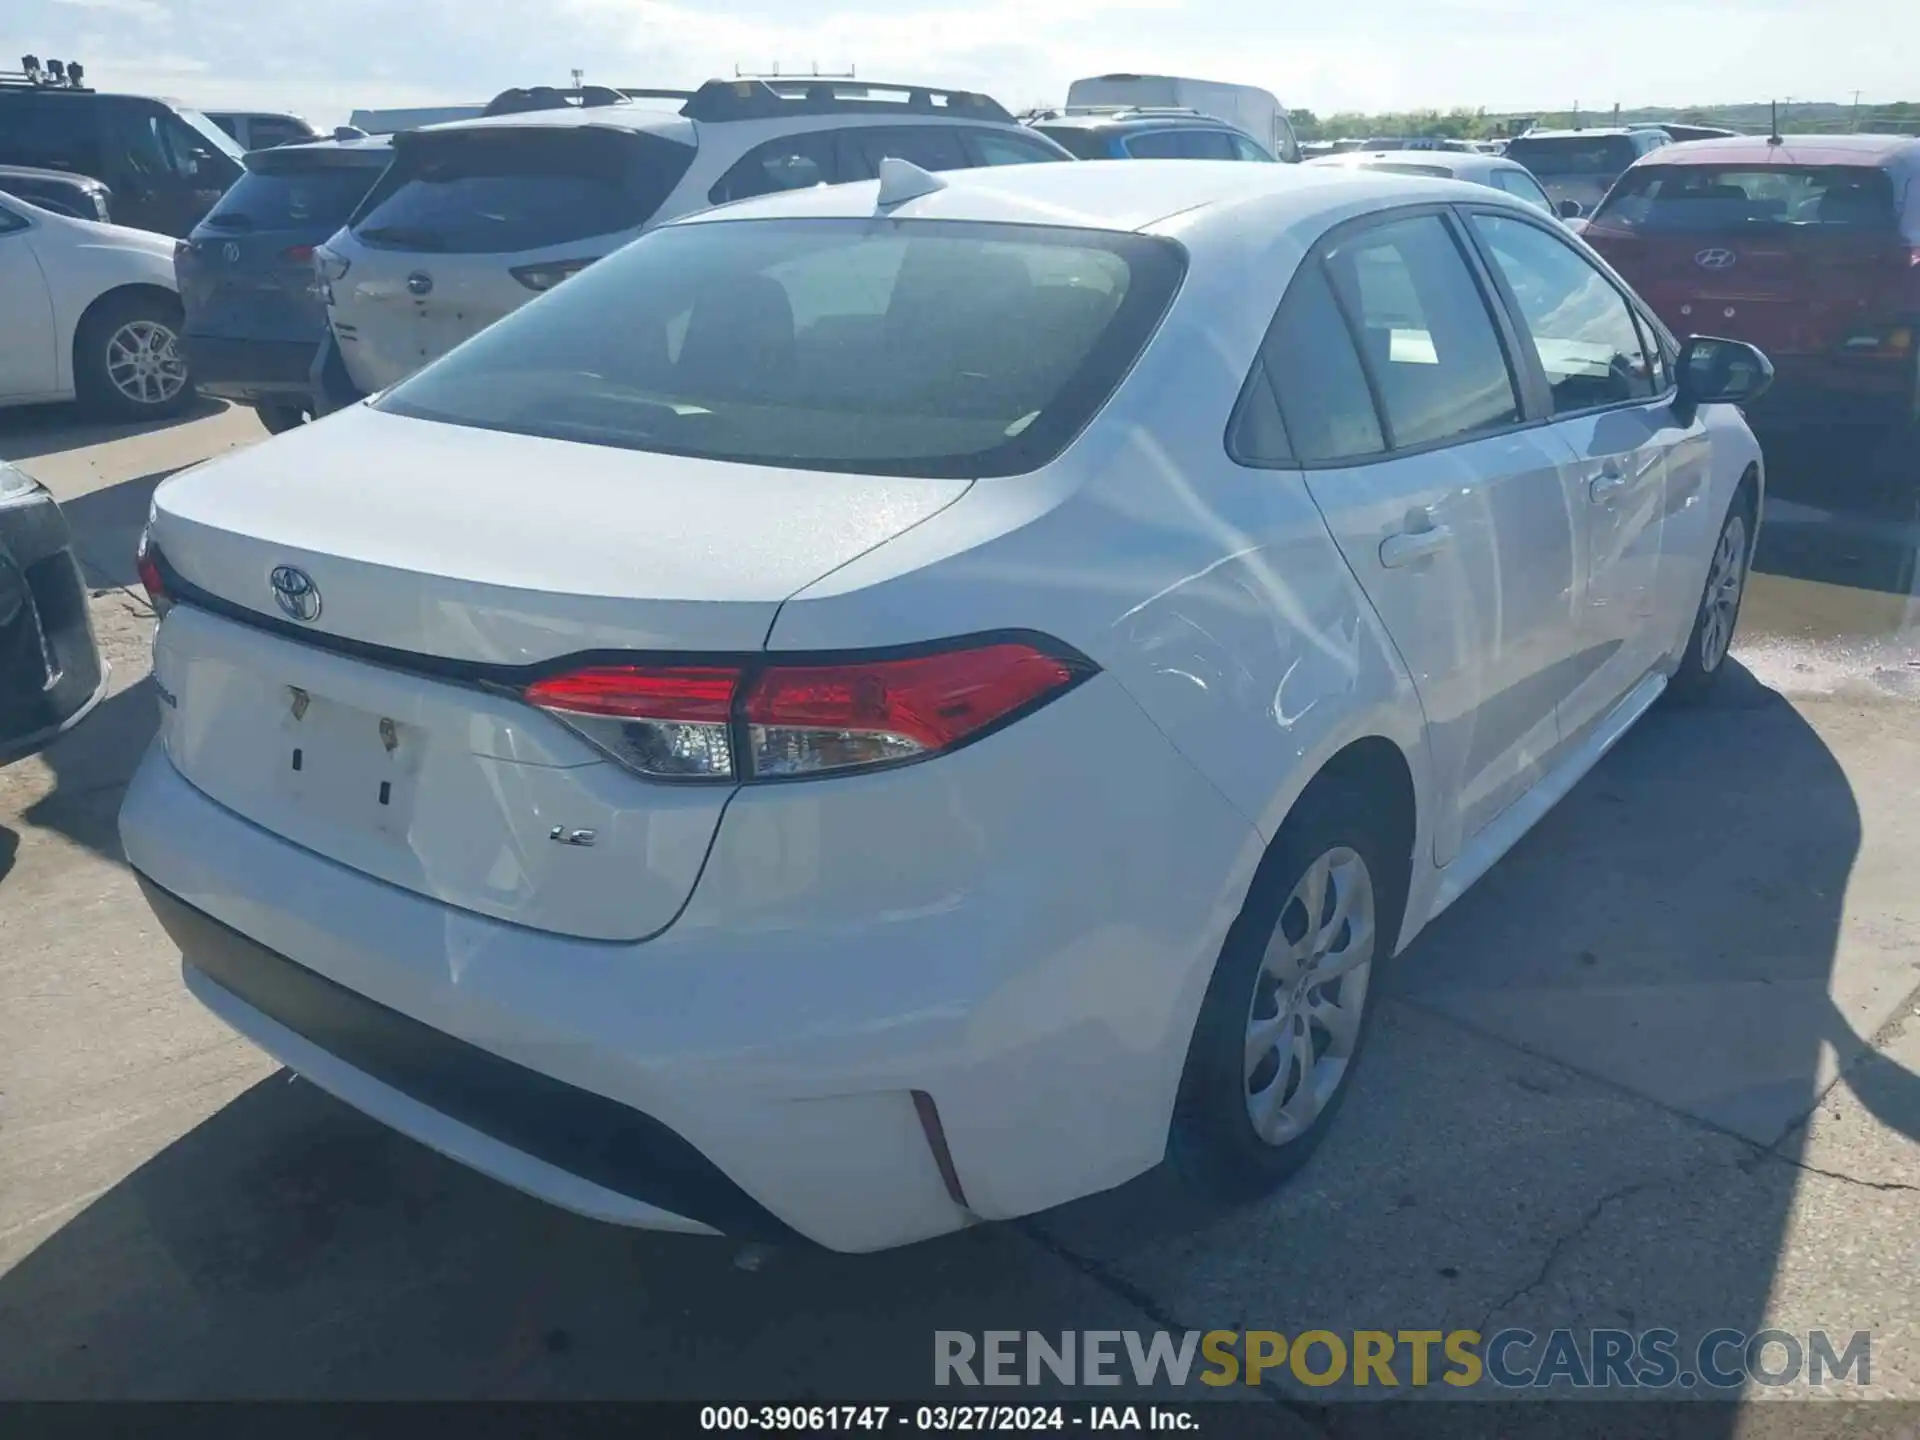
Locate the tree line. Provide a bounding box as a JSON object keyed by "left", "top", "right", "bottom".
{"left": 1287, "top": 100, "right": 1920, "bottom": 141}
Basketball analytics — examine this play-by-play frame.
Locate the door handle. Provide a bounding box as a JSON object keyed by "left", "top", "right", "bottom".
{"left": 1589, "top": 468, "right": 1629, "bottom": 502}
{"left": 1379, "top": 525, "right": 1454, "bottom": 568}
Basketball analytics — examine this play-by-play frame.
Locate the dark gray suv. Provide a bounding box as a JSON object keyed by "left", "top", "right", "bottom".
{"left": 175, "top": 135, "right": 391, "bottom": 432}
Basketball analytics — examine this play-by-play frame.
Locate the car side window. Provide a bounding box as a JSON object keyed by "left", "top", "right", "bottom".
{"left": 1321, "top": 213, "right": 1521, "bottom": 449}
{"left": 963, "top": 129, "right": 1068, "bottom": 167}
{"left": 835, "top": 125, "right": 971, "bottom": 179}
{"left": 1229, "top": 134, "right": 1273, "bottom": 162}
{"left": 1494, "top": 168, "right": 1554, "bottom": 213}
{"left": 0, "top": 202, "right": 28, "bottom": 236}
{"left": 1468, "top": 212, "right": 1657, "bottom": 414}
{"left": 0, "top": 95, "right": 102, "bottom": 174}
{"left": 1232, "top": 260, "right": 1386, "bottom": 465}
{"left": 1124, "top": 130, "right": 1234, "bottom": 160}
{"left": 708, "top": 130, "right": 841, "bottom": 205}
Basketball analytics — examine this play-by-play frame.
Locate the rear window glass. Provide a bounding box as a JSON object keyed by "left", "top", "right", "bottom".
{"left": 377, "top": 218, "right": 1186, "bottom": 478}
{"left": 1033, "top": 126, "right": 1112, "bottom": 160}
{"left": 350, "top": 128, "right": 691, "bottom": 254}
{"left": 1592, "top": 164, "right": 1899, "bottom": 232}
{"left": 1504, "top": 136, "right": 1639, "bottom": 176}
{"left": 202, "top": 161, "right": 385, "bottom": 231}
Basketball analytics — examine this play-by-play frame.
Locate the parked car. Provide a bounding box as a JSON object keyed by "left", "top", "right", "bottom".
{"left": 1024, "top": 108, "right": 1278, "bottom": 162}
{"left": 319, "top": 78, "right": 1071, "bottom": 395}
{"left": 177, "top": 134, "right": 392, "bottom": 433}
{"left": 1503, "top": 127, "right": 1671, "bottom": 217}
{"left": 1581, "top": 134, "right": 1920, "bottom": 426}
{"left": 1358, "top": 136, "right": 1474, "bottom": 154}
{"left": 1628, "top": 121, "right": 1741, "bottom": 144}
{"left": 0, "top": 164, "right": 111, "bottom": 222}
{"left": 0, "top": 462, "right": 106, "bottom": 765}
{"left": 1305, "top": 149, "right": 1564, "bottom": 215}
{"left": 0, "top": 68, "right": 245, "bottom": 236}
{"left": 1063, "top": 73, "right": 1300, "bottom": 161}
{"left": 0, "top": 191, "right": 192, "bottom": 417}
{"left": 125, "top": 159, "right": 1772, "bottom": 1253}
{"left": 204, "top": 111, "right": 318, "bottom": 151}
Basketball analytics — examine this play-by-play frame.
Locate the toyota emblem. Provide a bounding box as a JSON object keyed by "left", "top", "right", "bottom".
{"left": 406, "top": 272, "right": 434, "bottom": 296}
{"left": 269, "top": 565, "right": 322, "bottom": 623}
{"left": 1694, "top": 247, "right": 1736, "bottom": 271}
{"left": 221, "top": 241, "right": 241, "bottom": 263}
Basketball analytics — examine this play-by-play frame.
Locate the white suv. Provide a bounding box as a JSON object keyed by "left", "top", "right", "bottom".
{"left": 319, "top": 79, "right": 1072, "bottom": 394}
{"left": 127, "top": 160, "right": 1771, "bottom": 1253}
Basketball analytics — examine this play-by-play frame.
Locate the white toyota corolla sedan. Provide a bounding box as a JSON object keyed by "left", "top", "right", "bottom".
{"left": 122, "top": 158, "right": 1771, "bottom": 1253}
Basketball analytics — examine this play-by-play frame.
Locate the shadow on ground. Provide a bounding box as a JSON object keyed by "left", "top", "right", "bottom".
{"left": 0, "top": 398, "right": 228, "bottom": 467}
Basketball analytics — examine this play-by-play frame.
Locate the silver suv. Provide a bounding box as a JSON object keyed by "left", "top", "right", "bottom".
{"left": 319, "top": 79, "right": 1071, "bottom": 394}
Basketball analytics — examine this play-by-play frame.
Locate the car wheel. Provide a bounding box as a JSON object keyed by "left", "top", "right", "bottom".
{"left": 1667, "top": 492, "right": 1754, "bottom": 704}
{"left": 1169, "top": 779, "right": 1397, "bottom": 1203}
{"left": 75, "top": 293, "right": 194, "bottom": 421}
{"left": 255, "top": 402, "right": 313, "bottom": 435}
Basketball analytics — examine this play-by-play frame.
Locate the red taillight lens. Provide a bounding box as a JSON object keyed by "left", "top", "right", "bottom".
{"left": 135, "top": 527, "right": 170, "bottom": 615}
{"left": 282, "top": 244, "right": 315, "bottom": 264}
{"left": 743, "top": 643, "right": 1082, "bottom": 778}
{"left": 522, "top": 641, "right": 1090, "bottom": 783}
{"left": 525, "top": 666, "right": 740, "bottom": 780}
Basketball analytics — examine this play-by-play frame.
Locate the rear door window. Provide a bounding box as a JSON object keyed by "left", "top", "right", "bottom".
{"left": 352, "top": 127, "right": 692, "bottom": 253}
{"left": 1032, "top": 126, "right": 1113, "bottom": 159}
{"left": 0, "top": 94, "right": 104, "bottom": 173}
{"left": 1322, "top": 213, "right": 1521, "bottom": 449}
{"left": 1124, "top": 129, "right": 1237, "bottom": 160}
{"left": 202, "top": 157, "right": 386, "bottom": 232}
{"left": 961, "top": 129, "right": 1070, "bottom": 167}
{"left": 709, "top": 130, "right": 842, "bottom": 204}
{"left": 834, "top": 125, "right": 971, "bottom": 179}
{"left": 1591, "top": 164, "right": 1899, "bottom": 233}
{"left": 1492, "top": 168, "right": 1555, "bottom": 212}
{"left": 1229, "top": 134, "right": 1274, "bottom": 162}
{"left": 1469, "top": 212, "right": 1657, "bottom": 413}
{"left": 377, "top": 217, "right": 1185, "bottom": 478}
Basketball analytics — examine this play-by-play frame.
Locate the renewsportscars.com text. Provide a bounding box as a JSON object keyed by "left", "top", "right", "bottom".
{"left": 934, "top": 1328, "right": 1871, "bottom": 1391}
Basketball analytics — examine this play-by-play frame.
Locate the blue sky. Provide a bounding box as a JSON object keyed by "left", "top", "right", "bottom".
{"left": 9, "top": 0, "right": 1911, "bottom": 128}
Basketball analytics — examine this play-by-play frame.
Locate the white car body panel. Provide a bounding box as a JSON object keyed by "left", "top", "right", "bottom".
{"left": 0, "top": 197, "right": 179, "bottom": 405}
{"left": 125, "top": 161, "right": 1764, "bottom": 1250}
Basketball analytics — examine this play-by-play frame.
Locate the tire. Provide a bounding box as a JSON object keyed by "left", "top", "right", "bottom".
{"left": 254, "top": 402, "right": 312, "bottom": 435}
{"left": 1666, "top": 488, "right": 1756, "bottom": 705}
{"left": 1168, "top": 777, "right": 1405, "bottom": 1204}
{"left": 74, "top": 291, "right": 194, "bottom": 421}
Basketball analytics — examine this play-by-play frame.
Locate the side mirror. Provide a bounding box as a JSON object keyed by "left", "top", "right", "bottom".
{"left": 1677, "top": 335, "right": 1774, "bottom": 411}
{"left": 1556, "top": 198, "right": 1585, "bottom": 219}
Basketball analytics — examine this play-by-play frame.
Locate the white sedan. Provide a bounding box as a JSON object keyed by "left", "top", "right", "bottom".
{"left": 122, "top": 159, "right": 1770, "bottom": 1252}
{"left": 0, "top": 191, "right": 193, "bottom": 419}
{"left": 1307, "top": 147, "right": 1577, "bottom": 217}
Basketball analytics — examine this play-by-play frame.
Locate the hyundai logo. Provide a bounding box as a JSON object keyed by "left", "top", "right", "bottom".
{"left": 406, "top": 272, "right": 434, "bottom": 296}
{"left": 269, "top": 565, "right": 321, "bottom": 623}
{"left": 1694, "top": 247, "right": 1737, "bottom": 270}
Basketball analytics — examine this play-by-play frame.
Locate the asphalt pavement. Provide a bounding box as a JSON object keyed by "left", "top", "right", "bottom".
{"left": 0, "top": 399, "right": 1915, "bottom": 1427}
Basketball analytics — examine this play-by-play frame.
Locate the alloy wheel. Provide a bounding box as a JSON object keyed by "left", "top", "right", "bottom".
{"left": 1698, "top": 513, "right": 1747, "bottom": 674}
{"left": 106, "top": 320, "right": 188, "bottom": 408}
{"left": 1243, "top": 845, "right": 1376, "bottom": 1146}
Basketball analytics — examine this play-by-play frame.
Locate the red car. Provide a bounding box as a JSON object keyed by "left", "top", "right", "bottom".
{"left": 1581, "top": 134, "right": 1920, "bottom": 426}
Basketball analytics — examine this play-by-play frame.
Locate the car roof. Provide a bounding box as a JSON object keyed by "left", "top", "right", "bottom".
{"left": 0, "top": 162, "right": 104, "bottom": 185}
{"left": 682, "top": 157, "right": 1530, "bottom": 239}
{"left": 1035, "top": 112, "right": 1239, "bottom": 131}
{"left": 412, "top": 102, "right": 698, "bottom": 144}
{"left": 1630, "top": 133, "right": 1920, "bottom": 167}
{"left": 1306, "top": 149, "right": 1501, "bottom": 176}
{"left": 258, "top": 133, "right": 393, "bottom": 156}
{"left": 1510, "top": 128, "right": 1642, "bottom": 141}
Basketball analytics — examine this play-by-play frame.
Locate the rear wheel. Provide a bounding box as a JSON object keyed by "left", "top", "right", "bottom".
{"left": 1169, "top": 779, "right": 1398, "bottom": 1202}
{"left": 74, "top": 292, "right": 193, "bottom": 421}
{"left": 1667, "top": 494, "right": 1753, "bottom": 703}
{"left": 255, "top": 402, "right": 313, "bottom": 435}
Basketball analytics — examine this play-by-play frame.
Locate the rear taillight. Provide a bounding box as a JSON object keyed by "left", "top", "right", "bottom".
{"left": 509, "top": 257, "right": 596, "bottom": 292}
{"left": 522, "top": 639, "right": 1093, "bottom": 784}
{"left": 135, "top": 528, "right": 171, "bottom": 616}
{"left": 282, "top": 244, "right": 315, "bottom": 263}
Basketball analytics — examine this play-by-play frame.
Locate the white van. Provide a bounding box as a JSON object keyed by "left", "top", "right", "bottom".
{"left": 1064, "top": 74, "right": 1299, "bottom": 161}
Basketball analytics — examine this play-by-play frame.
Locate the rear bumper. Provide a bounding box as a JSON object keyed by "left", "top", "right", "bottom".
{"left": 118, "top": 675, "right": 1258, "bottom": 1252}
{"left": 182, "top": 333, "right": 320, "bottom": 402}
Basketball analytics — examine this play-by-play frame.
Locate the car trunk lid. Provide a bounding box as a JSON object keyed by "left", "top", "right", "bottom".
{"left": 146, "top": 405, "right": 969, "bottom": 940}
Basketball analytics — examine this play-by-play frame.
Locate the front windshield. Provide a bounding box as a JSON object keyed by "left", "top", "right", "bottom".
{"left": 176, "top": 107, "right": 246, "bottom": 160}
